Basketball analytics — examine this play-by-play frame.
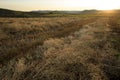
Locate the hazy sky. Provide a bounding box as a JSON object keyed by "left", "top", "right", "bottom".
{"left": 0, "top": 0, "right": 120, "bottom": 11}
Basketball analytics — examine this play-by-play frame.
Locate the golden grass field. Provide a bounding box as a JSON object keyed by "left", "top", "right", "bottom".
{"left": 0, "top": 15, "right": 120, "bottom": 80}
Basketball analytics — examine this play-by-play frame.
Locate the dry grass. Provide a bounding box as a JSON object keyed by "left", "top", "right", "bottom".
{"left": 0, "top": 16, "right": 120, "bottom": 80}
{"left": 0, "top": 17, "right": 96, "bottom": 64}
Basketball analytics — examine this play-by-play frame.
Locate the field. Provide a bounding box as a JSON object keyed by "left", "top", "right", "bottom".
{"left": 0, "top": 14, "right": 120, "bottom": 80}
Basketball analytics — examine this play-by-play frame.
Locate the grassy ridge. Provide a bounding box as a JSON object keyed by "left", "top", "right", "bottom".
{"left": 0, "top": 8, "right": 45, "bottom": 17}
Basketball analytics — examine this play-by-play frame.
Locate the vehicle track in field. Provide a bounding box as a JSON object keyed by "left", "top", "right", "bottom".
{"left": 0, "top": 18, "right": 97, "bottom": 65}
{"left": 32, "top": 17, "right": 115, "bottom": 80}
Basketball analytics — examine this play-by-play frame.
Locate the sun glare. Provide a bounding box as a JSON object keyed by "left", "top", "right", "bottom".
{"left": 94, "top": 0, "right": 120, "bottom": 10}
{"left": 63, "top": 0, "right": 120, "bottom": 10}
{"left": 0, "top": 0, "right": 120, "bottom": 11}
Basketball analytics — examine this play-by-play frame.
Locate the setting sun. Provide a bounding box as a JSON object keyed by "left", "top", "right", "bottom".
{"left": 0, "top": 0, "right": 120, "bottom": 11}
{"left": 64, "top": 0, "right": 120, "bottom": 10}
{"left": 90, "top": 0, "right": 120, "bottom": 10}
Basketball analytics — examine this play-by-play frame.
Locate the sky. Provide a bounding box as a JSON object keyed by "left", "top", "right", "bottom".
{"left": 0, "top": 0, "right": 120, "bottom": 11}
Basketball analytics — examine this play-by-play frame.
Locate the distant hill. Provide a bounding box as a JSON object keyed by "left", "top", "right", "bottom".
{"left": 32, "top": 10, "right": 82, "bottom": 14}
{"left": 80, "top": 10, "right": 99, "bottom": 14}
{"left": 32, "top": 9, "right": 104, "bottom": 14}
{"left": 0, "top": 8, "right": 120, "bottom": 17}
{"left": 0, "top": 8, "right": 45, "bottom": 17}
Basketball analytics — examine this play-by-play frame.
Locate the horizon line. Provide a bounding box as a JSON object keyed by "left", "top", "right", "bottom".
{"left": 1, "top": 7, "right": 120, "bottom": 12}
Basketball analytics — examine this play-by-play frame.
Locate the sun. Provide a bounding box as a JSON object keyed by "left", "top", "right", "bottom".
{"left": 95, "top": 5, "right": 118, "bottom": 10}
{"left": 93, "top": 0, "right": 120, "bottom": 10}
{"left": 63, "top": 0, "right": 120, "bottom": 10}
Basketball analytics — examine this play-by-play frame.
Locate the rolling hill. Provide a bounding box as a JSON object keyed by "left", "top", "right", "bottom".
{"left": 0, "top": 8, "right": 45, "bottom": 17}
{"left": 0, "top": 8, "right": 120, "bottom": 17}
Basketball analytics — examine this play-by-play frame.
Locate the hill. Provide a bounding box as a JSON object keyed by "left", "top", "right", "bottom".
{"left": 0, "top": 8, "right": 120, "bottom": 17}
{"left": 0, "top": 8, "right": 45, "bottom": 17}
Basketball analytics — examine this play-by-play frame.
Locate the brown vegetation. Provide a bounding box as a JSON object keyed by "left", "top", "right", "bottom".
{"left": 0, "top": 15, "right": 120, "bottom": 80}
{"left": 0, "top": 17, "right": 96, "bottom": 64}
